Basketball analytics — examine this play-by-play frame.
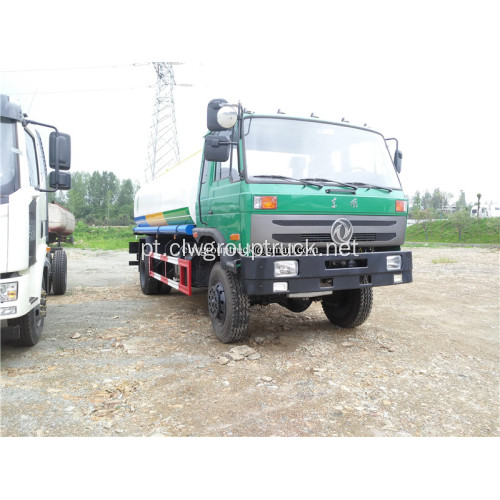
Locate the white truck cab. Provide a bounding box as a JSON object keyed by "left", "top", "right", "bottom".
{"left": 1, "top": 94, "right": 71, "bottom": 346}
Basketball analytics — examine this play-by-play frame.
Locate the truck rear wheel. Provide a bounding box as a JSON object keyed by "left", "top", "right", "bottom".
{"left": 208, "top": 263, "right": 250, "bottom": 343}
{"left": 322, "top": 288, "right": 373, "bottom": 328}
{"left": 51, "top": 249, "right": 67, "bottom": 295}
{"left": 140, "top": 256, "right": 161, "bottom": 295}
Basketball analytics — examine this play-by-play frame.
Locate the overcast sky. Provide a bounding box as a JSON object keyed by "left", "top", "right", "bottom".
{"left": 2, "top": 0, "right": 498, "bottom": 206}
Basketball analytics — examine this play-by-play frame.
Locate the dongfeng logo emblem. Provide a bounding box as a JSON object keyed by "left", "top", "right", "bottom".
{"left": 330, "top": 218, "right": 353, "bottom": 245}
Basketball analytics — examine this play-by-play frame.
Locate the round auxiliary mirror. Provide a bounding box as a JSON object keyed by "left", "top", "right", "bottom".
{"left": 217, "top": 106, "right": 237, "bottom": 129}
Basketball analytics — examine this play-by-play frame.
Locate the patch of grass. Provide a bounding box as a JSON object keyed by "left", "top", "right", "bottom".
{"left": 432, "top": 257, "right": 458, "bottom": 264}
{"left": 65, "top": 222, "right": 134, "bottom": 250}
{"left": 406, "top": 217, "right": 500, "bottom": 244}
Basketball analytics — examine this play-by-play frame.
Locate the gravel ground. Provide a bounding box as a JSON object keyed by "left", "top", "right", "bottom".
{"left": 1, "top": 246, "right": 498, "bottom": 437}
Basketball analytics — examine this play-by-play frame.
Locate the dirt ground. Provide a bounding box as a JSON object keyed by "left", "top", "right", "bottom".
{"left": 1, "top": 246, "right": 498, "bottom": 437}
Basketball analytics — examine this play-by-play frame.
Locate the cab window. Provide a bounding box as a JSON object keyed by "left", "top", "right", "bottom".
{"left": 25, "top": 130, "right": 39, "bottom": 187}
{"left": 214, "top": 144, "right": 239, "bottom": 182}
{"left": 0, "top": 118, "right": 20, "bottom": 197}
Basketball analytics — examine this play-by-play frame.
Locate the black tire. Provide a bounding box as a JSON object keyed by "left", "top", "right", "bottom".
{"left": 140, "top": 255, "right": 161, "bottom": 295}
{"left": 280, "top": 298, "right": 312, "bottom": 313}
{"left": 51, "top": 249, "right": 67, "bottom": 295}
{"left": 208, "top": 263, "right": 250, "bottom": 343}
{"left": 322, "top": 288, "right": 373, "bottom": 328}
{"left": 9, "top": 286, "right": 46, "bottom": 347}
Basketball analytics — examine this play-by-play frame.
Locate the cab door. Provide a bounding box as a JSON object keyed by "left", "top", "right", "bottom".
{"left": 198, "top": 131, "right": 242, "bottom": 241}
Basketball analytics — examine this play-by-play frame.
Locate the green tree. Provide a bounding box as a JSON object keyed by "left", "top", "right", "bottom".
{"left": 449, "top": 209, "right": 470, "bottom": 241}
{"left": 49, "top": 170, "right": 136, "bottom": 224}
{"left": 66, "top": 171, "right": 91, "bottom": 219}
{"left": 87, "top": 171, "right": 104, "bottom": 219}
{"left": 115, "top": 178, "right": 135, "bottom": 223}
{"left": 101, "top": 171, "right": 119, "bottom": 224}
{"left": 422, "top": 190, "right": 432, "bottom": 210}
{"left": 410, "top": 191, "right": 422, "bottom": 218}
{"left": 456, "top": 190, "right": 467, "bottom": 210}
{"left": 414, "top": 207, "right": 436, "bottom": 241}
{"left": 431, "top": 188, "right": 453, "bottom": 215}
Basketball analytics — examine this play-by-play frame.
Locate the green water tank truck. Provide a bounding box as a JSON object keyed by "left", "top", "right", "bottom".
{"left": 130, "top": 99, "right": 412, "bottom": 343}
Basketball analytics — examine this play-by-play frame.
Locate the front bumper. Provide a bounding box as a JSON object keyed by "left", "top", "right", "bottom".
{"left": 238, "top": 250, "right": 412, "bottom": 296}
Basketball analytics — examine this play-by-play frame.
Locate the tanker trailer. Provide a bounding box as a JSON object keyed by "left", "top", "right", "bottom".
{"left": 129, "top": 99, "right": 412, "bottom": 343}
{"left": 48, "top": 201, "right": 75, "bottom": 244}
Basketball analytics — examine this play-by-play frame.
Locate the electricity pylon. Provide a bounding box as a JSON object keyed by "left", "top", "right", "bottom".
{"left": 145, "top": 62, "right": 181, "bottom": 182}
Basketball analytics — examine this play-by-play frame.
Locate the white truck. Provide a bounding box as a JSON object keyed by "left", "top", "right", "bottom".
{"left": 470, "top": 203, "right": 500, "bottom": 218}
{"left": 1, "top": 94, "right": 71, "bottom": 346}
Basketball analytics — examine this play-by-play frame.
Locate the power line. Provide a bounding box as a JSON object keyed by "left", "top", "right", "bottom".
{"left": 8, "top": 85, "right": 155, "bottom": 95}
{"left": 0, "top": 63, "right": 156, "bottom": 73}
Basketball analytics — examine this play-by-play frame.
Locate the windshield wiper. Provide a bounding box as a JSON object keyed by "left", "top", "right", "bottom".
{"left": 347, "top": 182, "right": 393, "bottom": 192}
{"left": 300, "top": 178, "right": 358, "bottom": 190}
{"left": 253, "top": 175, "right": 323, "bottom": 188}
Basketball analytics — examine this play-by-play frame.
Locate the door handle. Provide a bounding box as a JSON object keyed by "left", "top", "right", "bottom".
{"left": 208, "top": 210, "right": 213, "bottom": 215}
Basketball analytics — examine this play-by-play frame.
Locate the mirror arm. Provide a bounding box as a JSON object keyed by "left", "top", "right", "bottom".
{"left": 385, "top": 137, "right": 399, "bottom": 163}
{"left": 35, "top": 185, "right": 59, "bottom": 193}
{"left": 23, "top": 119, "right": 59, "bottom": 135}
{"left": 23, "top": 120, "right": 62, "bottom": 191}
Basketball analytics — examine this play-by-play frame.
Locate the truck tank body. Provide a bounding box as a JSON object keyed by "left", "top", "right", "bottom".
{"left": 48, "top": 202, "right": 75, "bottom": 236}
{"left": 134, "top": 151, "right": 201, "bottom": 227}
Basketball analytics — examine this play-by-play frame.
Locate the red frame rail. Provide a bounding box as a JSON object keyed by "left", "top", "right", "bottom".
{"left": 148, "top": 252, "right": 192, "bottom": 296}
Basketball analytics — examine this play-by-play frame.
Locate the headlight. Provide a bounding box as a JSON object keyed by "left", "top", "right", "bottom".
{"left": 274, "top": 260, "right": 298, "bottom": 277}
{"left": 386, "top": 255, "right": 402, "bottom": 271}
{"left": 0, "top": 282, "right": 18, "bottom": 302}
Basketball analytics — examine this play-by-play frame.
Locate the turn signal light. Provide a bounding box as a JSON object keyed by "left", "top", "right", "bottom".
{"left": 396, "top": 200, "right": 408, "bottom": 212}
{"left": 254, "top": 196, "right": 278, "bottom": 210}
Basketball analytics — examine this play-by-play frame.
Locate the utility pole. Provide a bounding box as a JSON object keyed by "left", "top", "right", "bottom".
{"left": 145, "top": 62, "right": 182, "bottom": 182}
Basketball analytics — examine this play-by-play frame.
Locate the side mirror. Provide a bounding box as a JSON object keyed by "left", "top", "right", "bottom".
{"left": 394, "top": 149, "right": 403, "bottom": 173}
{"left": 49, "top": 132, "right": 71, "bottom": 170}
{"left": 49, "top": 171, "right": 71, "bottom": 190}
{"left": 207, "top": 98, "right": 237, "bottom": 132}
{"left": 204, "top": 135, "right": 231, "bottom": 162}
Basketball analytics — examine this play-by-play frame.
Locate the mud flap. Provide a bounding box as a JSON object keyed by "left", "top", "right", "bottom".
{"left": 1, "top": 325, "right": 20, "bottom": 341}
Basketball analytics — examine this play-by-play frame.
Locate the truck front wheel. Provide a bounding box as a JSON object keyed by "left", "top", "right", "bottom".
{"left": 322, "top": 288, "right": 373, "bottom": 328}
{"left": 208, "top": 263, "right": 250, "bottom": 343}
{"left": 9, "top": 286, "right": 46, "bottom": 347}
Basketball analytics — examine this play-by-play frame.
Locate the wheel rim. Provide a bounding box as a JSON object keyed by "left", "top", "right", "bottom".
{"left": 208, "top": 282, "right": 226, "bottom": 324}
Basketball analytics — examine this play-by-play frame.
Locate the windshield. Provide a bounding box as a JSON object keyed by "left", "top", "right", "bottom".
{"left": 243, "top": 117, "right": 401, "bottom": 189}
{"left": 0, "top": 118, "right": 20, "bottom": 198}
